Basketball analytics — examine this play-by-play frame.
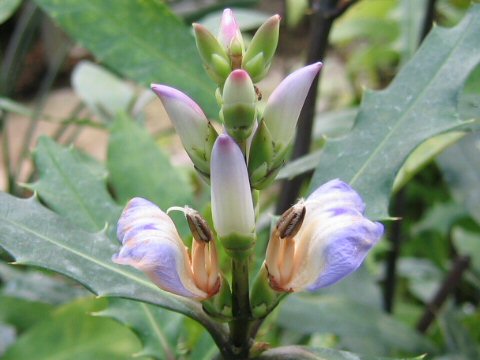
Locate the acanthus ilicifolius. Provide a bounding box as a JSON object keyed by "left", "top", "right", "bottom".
{"left": 112, "top": 8, "right": 384, "bottom": 359}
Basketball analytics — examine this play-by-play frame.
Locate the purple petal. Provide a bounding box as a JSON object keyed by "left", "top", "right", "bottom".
{"left": 218, "top": 8, "right": 240, "bottom": 48}
{"left": 307, "top": 179, "right": 366, "bottom": 214}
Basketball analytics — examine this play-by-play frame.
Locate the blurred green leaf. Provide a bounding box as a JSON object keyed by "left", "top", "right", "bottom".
{"left": 0, "top": 322, "right": 15, "bottom": 357}
{"left": 0, "top": 0, "right": 21, "bottom": 24}
{"left": 98, "top": 298, "right": 183, "bottom": 360}
{"left": 393, "top": 132, "right": 466, "bottom": 191}
{"left": 0, "top": 263, "right": 88, "bottom": 304}
{"left": 71, "top": 61, "right": 134, "bottom": 122}
{"left": 458, "top": 63, "right": 480, "bottom": 119}
{"left": 107, "top": 114, "right": 193, "bottom": 234}
{"left": 28, "top": 137, "right": 121, "bottom": 233}
{"left": 438, "top": 132, "right": 480, "bottom": 224}
{"left": 311, "top": 5, "right": 480, "bottom": 220}
{"left": 2, "top": 297, "right": 141, "bottom": 360}
{"left": 397, "top": 258, "right": 443, "bottom": 303}
{"left": 412, "top": 201, "right": 467, "bottom": 237}
{"left": 0, "top": 296, "right": 53, "bottom": 332}
{"left": 256, "top": 345, "right": 424, "bottom": 359}
{"left": 278, "top": 294, "right": 435, "bottom": 355}
{"left": 452, "top": 227, "right": 480, "bottom": 272}
{"left": 33, "top": 0, "right": 217, "bottom": 118}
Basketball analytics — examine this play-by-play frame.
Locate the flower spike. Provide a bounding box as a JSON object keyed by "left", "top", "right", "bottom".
{"left": 265, "top": 179, "right": 383, "bottom": 292}
{"left": 151, "top": 84, "right": 218, "bottom": 177}
{"left": 113, "top": 198, "right": 220, "bottom": 300}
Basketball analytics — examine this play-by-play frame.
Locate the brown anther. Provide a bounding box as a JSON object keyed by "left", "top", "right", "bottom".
{"left": 276, "top": 203, "right": 306, "bottom": 239}
{"left": 186, "top": 209, "right": 213, "bottom": 243}
{"left": 254, "top": 85, "right": 262, "bottom": 101}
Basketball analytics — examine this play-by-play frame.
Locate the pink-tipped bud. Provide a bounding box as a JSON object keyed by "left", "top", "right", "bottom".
{"left": 218, "top": 9, "right": 244, "bottom": 69}
{"left": 221, "top": 69, "right": 257, "bottom": 141}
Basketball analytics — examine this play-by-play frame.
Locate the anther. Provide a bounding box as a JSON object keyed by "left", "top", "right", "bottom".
{"left": 186, "top": 209, "right": 214, "bottom": 243}
{"left": 276, "top": 202, "right": 306, "bottom": 239}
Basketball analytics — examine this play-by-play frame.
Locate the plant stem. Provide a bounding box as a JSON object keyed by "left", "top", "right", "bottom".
{"left": 275, "top": 0, "right": 358, "bottom": 214}
{"left": 229, "top": 256, "right": 252, "bottom": 358}
{"left": 417, "top": 255, "right": 470, "bottom": 333}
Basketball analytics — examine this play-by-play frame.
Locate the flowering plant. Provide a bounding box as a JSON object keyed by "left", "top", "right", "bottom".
{"left": 110, "top": 9, "right": 383, "bottom": 358}
{"left": 0, "top": 2, "right": 479, "bottom": 360}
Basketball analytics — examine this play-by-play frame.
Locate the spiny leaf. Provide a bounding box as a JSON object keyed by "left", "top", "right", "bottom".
{"left": 310, "top": 5, "right": 480, "bottom": 220}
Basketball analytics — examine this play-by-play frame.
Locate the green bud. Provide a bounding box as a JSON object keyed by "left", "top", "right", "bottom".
{"left": 193, "top": 23, "right": 231, "bottom": 84}
{"left": 221, "top": 69, "right": 257, "bottom": 140}
{"left": 242, "top": 15, "right": 280, "bottom": 82}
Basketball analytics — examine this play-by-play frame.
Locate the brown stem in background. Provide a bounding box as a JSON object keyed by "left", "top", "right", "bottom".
{"left": 275, "top": 0, "right": 358, "bottom": 214}
{"left": 417, "top": 256, "right": 470, "bottom": 333}
{"left": 419, "top": 0, "right": 438, "bottom": 43}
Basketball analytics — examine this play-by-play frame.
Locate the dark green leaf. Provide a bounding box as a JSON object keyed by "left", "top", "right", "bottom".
{"left": 277, "top": 294, "right": 435, "bottom": 355}
{"left": 33, "top": 0, "right": 217, "bottom": 117}
{"left": 311, "top": 6, "right": 480, "bottom": 220}
{"left": 2, "top": 297, "right": 141, "bottom": 360}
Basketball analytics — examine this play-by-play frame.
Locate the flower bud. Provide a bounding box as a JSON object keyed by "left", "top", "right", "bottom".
{"left": 221, "top": 69, "right": 257, "bottom": 141}
{"left": 265, "top": 179, "right": 383, "bottom": 292}
{"left": 242, "top": 15, "right": 281, "bottom": 82}
{"left": 151, "top": 84, "right": 218, "bottom": 177}
{"left": 218, "top": 8, "right": 244, "bottom": 69}
{"left": 263, "top": 62, "right": 322, "bottom": 147}
{"left": 211, "top": 134, "right": 255, "bottom": 254}
{"left": 193, "top": 23, "right": 232, "bottom": 84}
{"left": 113, "top": 198, "right": 220, "bottom": 300}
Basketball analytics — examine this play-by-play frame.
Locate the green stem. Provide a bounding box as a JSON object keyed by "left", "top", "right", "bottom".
{"left": 229, "top": 256, "right": 252, "bottom": 358}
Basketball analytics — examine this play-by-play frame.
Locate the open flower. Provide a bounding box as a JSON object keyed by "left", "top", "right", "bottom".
{"left": 265, "top": 179, "right": 383, "bottom": 292}
{"left": 113, "top": 197, "right": 220, "bottom": 300}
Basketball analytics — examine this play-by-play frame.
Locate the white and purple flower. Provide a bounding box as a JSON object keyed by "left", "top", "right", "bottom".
{"left": 113, "top": 198, "right": 220, "bottom": 300}
{"left": 265, "top": 179, "right": 384, "bottom": 292}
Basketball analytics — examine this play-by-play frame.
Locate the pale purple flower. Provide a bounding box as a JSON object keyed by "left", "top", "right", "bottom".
{"left": 262, "top": 62, "right": 322, "bottom": 146}
{"left": 113, "top": 198, "right": 219, "bottom": 300}
{"left": 210, "top": 134, "right": 255, "bottom": 238}
{"left": 265, "top": 179, "right": 383, "bottom": 292}
{"left": 151, "top": 84, "right": 217, "bottom": 176}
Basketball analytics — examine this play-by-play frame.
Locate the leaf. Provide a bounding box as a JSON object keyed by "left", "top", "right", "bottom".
{"left": 28, "top": 137, "right": 122, "bottom": 233}
{"left": 256, "top": 345, "right": 424, "bottom": 360}
{"left": 277, "top": 294, "right": 435, "bottom": 355}
{"left": 452, "top": 227, "right": 480, "bottom": 273}
{"left": 0, "top": 262, "right": 88, "bottom": 305}
{"left": 71, "top": 61, "right": 134, "bottom": 122}
{"left": 0, "top": 192, "right": 225, "bottom": 338}
{"left": 0, "top": 322, "right": 15, "bottom": 357}
{"left": 392, "top": 132, "right": 466, "bottom": 191}
{"left": 2, "top": 297, "right": 142, "bottom": 360}
{"left": 0, "top": 295, "right": 54, "bottom": 332}
{"left": 310, "top": 5, "right": 480, "bottom": 220}
{"left": 0, "top": 0, "right": 21, "bottom": 25}
{"left": 98, "top": 298, "right": 183, "bottom": 360}
{"left": 33, "top": 0, "right": 217, "bottom": 117}
{"left": 437, "top": 132, "right": 480, "bottom": 224}
{"left": 107, "top": 114, "right": 193, "bottom": 234}
{"left": 397, "top": 258, "right": 443, "bottom": 303}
